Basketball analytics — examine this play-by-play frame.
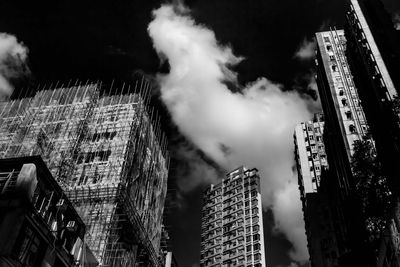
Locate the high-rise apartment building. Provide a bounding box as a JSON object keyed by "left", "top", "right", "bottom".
{"left": 316, "top": 29, "right": 369, "bottom": 163}
{"left": 0, "top": 80, "right": 169, "bottom": 266}
{"left": 294, "top": 113, "right": 327, "bottom": 197}
{"left": 315, "top": 29, "right": 373, "bottom": 265}
{"left": 315, "top": 29, "right": 370, "bottom": 199}
{"left": 200, "top": 166, "right": 266, "bottom": 267}
{"left": 294, "top": 114, "right": 340, "bottom": 267}
{"left": 345, "top": 1, "right": 400, "bottom": 265}
{"left": 345, "top": 0, "right": 400, "bottom": 193}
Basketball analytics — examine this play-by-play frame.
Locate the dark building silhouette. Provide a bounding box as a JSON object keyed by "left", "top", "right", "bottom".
{"left": 314, "top": 29, "right": 375, "bottom": 266}
{"left": 345, "top": 0, "right": 400, "bottom": 266}
{"left": 345, "top": 0, "right": 400, "bottom": 197}
{"left": 306, "top": 1, "right": 400, "bottom": 265}
{"left": 0, "top": 156, "right": 98, "bottom": 267}
{"left": 294, "top": 114, "right": 343, "bottom": 267}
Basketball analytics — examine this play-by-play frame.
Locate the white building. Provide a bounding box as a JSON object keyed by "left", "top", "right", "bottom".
{"left": 200, "top": 166, "right": 266, "bottom": 267}
{"left": 294, "top": 113, "right": 327, "bottom": 198}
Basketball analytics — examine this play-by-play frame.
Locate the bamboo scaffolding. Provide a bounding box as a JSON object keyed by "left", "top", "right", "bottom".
{"left": 0, "top": 80, "right": 169, "bottom": 267}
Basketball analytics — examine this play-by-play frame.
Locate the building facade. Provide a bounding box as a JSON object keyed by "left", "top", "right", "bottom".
{"left": 345, "top": 1, "right": 400, "bottom": 265}
{"left": 294, "top": 113, "right": 327, "bottom": 197}
{"left": 0, "top": 156, "right": 98, "bottom": 267}
{"left": 345, "top": 0, "right": 400, "bottom": 193}
{"left": 294, "top": 114, "right": 341, "bottom": 267}
{"left": 315, "top": 29, "right": 374, "bottom": 266}
{"left": 0, "top": 80, "right": 170, "bottom": 266}
{"left": 200, "top": 167, "right": 266, "bottom": 267}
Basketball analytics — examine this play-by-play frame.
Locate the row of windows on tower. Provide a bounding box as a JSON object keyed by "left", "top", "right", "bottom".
{"left": 204, "top": 235, "right": 263, "bottom": 257}
{"left": 203, "top": 188, "right": 258, "bottom": 216}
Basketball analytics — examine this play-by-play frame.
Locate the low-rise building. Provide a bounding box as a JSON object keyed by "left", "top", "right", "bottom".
{"left": 0, "top": 156, "right": 97, "bottom": 267}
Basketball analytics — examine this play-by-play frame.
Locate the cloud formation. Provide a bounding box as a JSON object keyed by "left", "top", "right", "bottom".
{"left": 0, "top": 33, "right": 29, "bottom": 99}
{"left": 393, "top": 13, "right": 400, "bottom": 30}
{"left": 172, "top": 139, "right": 222, "bottom": 192}
{"left": 148, "top": 4, "right": 313, "bottom": 263}
{"left": 294, "top": 38, "right": 316, "bottom": 61}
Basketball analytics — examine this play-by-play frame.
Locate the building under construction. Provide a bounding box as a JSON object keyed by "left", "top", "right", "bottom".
{"left": 0, "top": 79, "right": 170, "bottom": 267}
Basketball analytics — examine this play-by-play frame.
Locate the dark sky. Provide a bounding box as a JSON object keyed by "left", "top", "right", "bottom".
{"left": 1, "top": 0, "right": 399, "bottom": 266}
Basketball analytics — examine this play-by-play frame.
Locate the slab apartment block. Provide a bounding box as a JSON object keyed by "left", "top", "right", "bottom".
{"left": 345, "top": 0, "right": 400, "bottom": 265}
{"left": 315, "top": 29, "right": 373, "bottom": 265}
{"left": 200, "top": 166, "right": 266, "bottom": 267}
{"left": 294, "top": 114, "right": 342, "bottom": 267}
{"left": 0, "top": 80, "right": 169, "bottom": 267}
{"left": 345, "top": 0, "right": 400, "bottom": 193}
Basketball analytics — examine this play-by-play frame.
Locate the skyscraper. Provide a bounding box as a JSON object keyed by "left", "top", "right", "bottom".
{"left": 345, "top": 0, "right": 400, "bottom": 193}
{"left": 200, "top": 166, "right": 266, "bottom": 267}
{"left": 294, "top": 114, "right": 341, "bottom": 266}
{"left": 345, "top": 1, "right": 400, "bottom": 264}
{"left": 0, "top": 80, "right": 169, "bottom": 266}
{"left": 294, "top": 113, "right": 327, "bottom": 196}
{"left": 315, "top": 29, "right": 373, "bottom": 265}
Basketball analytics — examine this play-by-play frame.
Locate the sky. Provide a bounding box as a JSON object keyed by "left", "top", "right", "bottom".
{"left": 0, "top": 0, "right": 399, "bottom": 266}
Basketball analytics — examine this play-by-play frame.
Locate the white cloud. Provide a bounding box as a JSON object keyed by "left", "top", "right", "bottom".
{"left": 148, "top": 4, "right": 312, "bottom": 262}
{"left": 393, "top": 13, "right": 400, "bottom": 30}
{"left": 173, "top": 141, "right": 221, "bottom": 192}
{"left": 294, "top": 38, "right": 316, "bottom": 61}
{"left": 0, "top": 33, "right": 29, "bottom": 99}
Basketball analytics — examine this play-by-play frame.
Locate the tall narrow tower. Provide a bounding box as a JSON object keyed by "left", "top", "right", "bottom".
{"left": 314, "top": 29, "right": 373, "bottom": 265}
{"left": 345, "top": 0, "right": 400, "bottom": 200}
{"left": 294, "top": 114, "right": 340, "bottom": 267}
{"left": 345, "top": 1, "right": 400, "bottom": 264}
{"left": 200, "top": 166, "right": 266, "bottom": 267}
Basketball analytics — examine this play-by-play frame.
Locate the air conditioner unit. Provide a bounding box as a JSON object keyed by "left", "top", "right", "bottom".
{"left": 56, "top": 199, "right": 65, "bottom": 207}
{"left": 66, "top": 221, "right": 78, "bottom": 232}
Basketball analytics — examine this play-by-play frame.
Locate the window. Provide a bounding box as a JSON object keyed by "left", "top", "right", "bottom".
{"left": 324, "top": 37, "right": 330, "bottom": 43}
{"left": 349, "top": 124, "right": 356, "bottom": 133}
{"left": 254, "top": 243, "right": 261, "bottom": 251}
{"left": 345, "top": 111, "right": 352, "bottom": 120}
{"left": 253, "top": 234, "right": 260, "bottom": 241}
{"left": 13, "top": 225, "right": 43, "bottom": 267}
{"left": 341, "top": 98, "right": 347, "bottom": 106}
{"left": 252, "top": 207, "right": 259, "bottom": 214}
{"left": 253, "top": 216, "right": 259, "bottom": 223}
